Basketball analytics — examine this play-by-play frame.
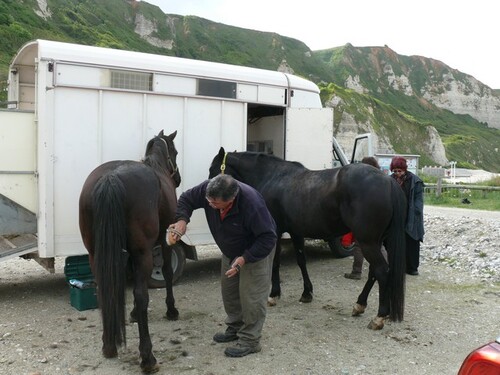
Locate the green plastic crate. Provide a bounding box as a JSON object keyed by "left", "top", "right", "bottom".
{"left": 64, "top": 255, "right": 93, "bottom": 281}
{"left": 65, "top": 255, "right": 98, "bottom": 311}
{"left": 69, "top": 286, "right": 98, "bottom": 311}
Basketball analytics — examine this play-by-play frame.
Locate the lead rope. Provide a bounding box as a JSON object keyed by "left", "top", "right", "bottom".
{"left": 220, "top": 152, "right": 227, "bottom": 175}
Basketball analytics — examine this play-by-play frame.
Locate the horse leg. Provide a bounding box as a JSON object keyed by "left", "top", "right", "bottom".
{"left": 161, "top": 242, "right": 179, "bottom": 320}
{"left": 352, "top": 268, "right": 376, "bottom": 316}
{"left": 268, "top": 239, "right": 282, "bottom": 306}
{"left": 367, "top": 262, "right": 391, "bottom": 330}
{"left": 291, "top": 236, "right": 313, "bottom": 303}
{"left": 132, "top": 257, "right": 158, "bottom": 373}
{"left": 356, "top": 243, "right": 390, "bottom": 330}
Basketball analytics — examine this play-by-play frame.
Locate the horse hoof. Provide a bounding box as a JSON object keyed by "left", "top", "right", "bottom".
{"left": 299, "top": 294, "right": 313, "bottom": 303}
{"left": 102, "top": 347, "right": 118, "bottom": 358}
{"left": 141, "top": 362, "right": 160, "bottom": 374}
{"left": 267, "top": 296, "right": 279, "bottom": 307}
{"left": 165, "top": 308, "right": 179, "bottom": 321}
{"left": 351, "top": 303, "right": 366, "bottom": 316}
{"left": 367, "top": 316, "right": 385, "bottom": 330}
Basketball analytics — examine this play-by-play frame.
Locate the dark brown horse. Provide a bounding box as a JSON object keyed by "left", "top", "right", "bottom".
{"left": 209, "top": 148, "right": 407, "bottom": 329}
{"left": 79, "top": 130, "right": 180, "bottom": 372}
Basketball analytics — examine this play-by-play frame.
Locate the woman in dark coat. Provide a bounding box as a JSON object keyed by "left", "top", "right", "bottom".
{"left": 390, "top": 156, "right": 425, "bottom": 275}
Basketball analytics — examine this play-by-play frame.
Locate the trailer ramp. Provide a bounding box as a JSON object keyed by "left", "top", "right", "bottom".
{"left": 0, "top": 193, "right": 38, "bottom": 262}
{"left": 0, "top": 233, "right": 38, "bottom": 261}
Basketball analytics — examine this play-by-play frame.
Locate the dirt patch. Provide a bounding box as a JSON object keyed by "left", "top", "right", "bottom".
{"left": 1, "top": 213, "right": 499, "bottom": 375}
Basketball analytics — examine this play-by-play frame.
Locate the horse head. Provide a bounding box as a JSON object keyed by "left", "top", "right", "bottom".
{"left": 208, "top": 147, "right": 243, "bottom": 181}
{"left": 208, "top": 147, "right": 225, "bottom": 178}
{"left": 145, "top": 130, "right": 181, "bottom": 187}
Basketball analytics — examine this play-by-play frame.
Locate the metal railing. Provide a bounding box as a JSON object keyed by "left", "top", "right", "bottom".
{"left": 425, "top": 182, "right": 500, "bottom": 198}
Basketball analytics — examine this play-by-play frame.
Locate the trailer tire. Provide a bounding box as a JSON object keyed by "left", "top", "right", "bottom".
{"left": 148, "top": 244, "right": 186, "bottom": 289}
{"left": 328, "top": 237, "right": 356, "bottom": 258}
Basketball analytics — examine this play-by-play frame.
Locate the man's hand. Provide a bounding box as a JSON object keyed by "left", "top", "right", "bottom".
{"left": 225, "top": 256, "right": 246, "bottom": 278}
{"left": 167, "top": 220, "right": 187, "bottom": 245}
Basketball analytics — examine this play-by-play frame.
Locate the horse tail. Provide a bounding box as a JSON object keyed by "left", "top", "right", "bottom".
{"left": 92, "top": 173, "right": 127, "bottom": 351}
{"left": 386, "top": 178, "right": 407, "bottom": 322}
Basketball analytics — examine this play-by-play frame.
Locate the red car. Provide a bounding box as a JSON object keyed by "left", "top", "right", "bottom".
{"left": 458, "top": 336, "right": 500, "bottom": 374}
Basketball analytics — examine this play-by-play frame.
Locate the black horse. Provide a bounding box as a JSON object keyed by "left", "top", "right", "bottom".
{"left": 209, "top": 147, "right": 407, "bottom": 329}
{"left": 79, "top": 130, "right": 181, "bottom": 373}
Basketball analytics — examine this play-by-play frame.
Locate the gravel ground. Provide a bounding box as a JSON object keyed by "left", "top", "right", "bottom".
{"left": 0, "top": 206, "right": 499, "bottom": 375}
{"left": 422, "top": 206, "right": 500, "bottom": 283}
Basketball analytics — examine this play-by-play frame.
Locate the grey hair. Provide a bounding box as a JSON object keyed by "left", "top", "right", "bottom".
{"left": 206, "top": 174, "right": 239, "bottom": 201}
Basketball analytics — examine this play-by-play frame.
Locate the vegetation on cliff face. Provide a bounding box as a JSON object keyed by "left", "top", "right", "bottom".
{"left": 316, "top": 46, "right": 500, "bottom": 171}
{"left": 1, "top": 0, "right": 498, "bottom": 172}
{"left": 320, "top": 83, "right": 439, "bottom": 167}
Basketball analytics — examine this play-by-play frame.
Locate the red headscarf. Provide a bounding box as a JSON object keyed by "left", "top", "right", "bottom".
{"left": 390, "top": 156, "right": 408, "bottom": 187}
{"left": 390, "top": 156, "right": 408, "bottom": 171}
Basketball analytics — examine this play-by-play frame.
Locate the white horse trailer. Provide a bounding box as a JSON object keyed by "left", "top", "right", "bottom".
{"left": 0, "top": 39, "right": 337, "bottom": 281}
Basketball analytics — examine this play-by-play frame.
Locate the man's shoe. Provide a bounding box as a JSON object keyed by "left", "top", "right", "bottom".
{"left": 213, "top": 330, "right": 238, "bottom": 343}
{"left": 224, "top": 342, "right": 261, "bottom": 357}
{"left": 407, "top": 270, "right": 419, "bottom": 276}
{"left": 344, "top": 272, "right": 361, "bottom": 280}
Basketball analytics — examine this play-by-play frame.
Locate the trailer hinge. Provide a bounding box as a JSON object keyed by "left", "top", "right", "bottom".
{"left": 48, "top": 62, "right": 54, "bottom": 72}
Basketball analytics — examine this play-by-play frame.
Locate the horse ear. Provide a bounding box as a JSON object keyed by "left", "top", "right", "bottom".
{"left": 158, "top": 130, "right": 164, "bottom": 137}
{"left": 168, "top": 130, "right": 177, "bottom": 140}
{"left": 218, "top": 147, "right": 225, "bottom": 157}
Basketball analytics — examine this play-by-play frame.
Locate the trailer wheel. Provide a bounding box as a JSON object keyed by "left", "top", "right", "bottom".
{"left": 148, "top": 244, "right": 186, "bottom": 288}
{"left": 328, "top": 236, "right": 356, "bottom": 258}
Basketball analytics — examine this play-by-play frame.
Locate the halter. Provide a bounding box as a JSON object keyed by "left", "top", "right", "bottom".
{"left": 220, "top": 152, "right": 228, "bottom": 174}
{"left": 158, "top": 136, "right": 179, "bottom": 179}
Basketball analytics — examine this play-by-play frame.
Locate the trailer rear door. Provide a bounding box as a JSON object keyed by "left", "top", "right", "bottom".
{"left": 0, "top": 110, "right": 37, "bottom": 215}
{"left": 0, "top": 110, "right": 38, "bottom": 260}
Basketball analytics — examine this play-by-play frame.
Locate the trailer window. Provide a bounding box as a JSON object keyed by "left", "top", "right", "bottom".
{"left": 110, "top": 70, "right": 153, "bottom": 91}
{"left": 197, "top": 79, "right": 236, "bottom": 99}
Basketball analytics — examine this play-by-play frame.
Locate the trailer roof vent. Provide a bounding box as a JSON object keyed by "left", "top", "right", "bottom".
{"left": 110, "top": 70, "right": 153, "bottom": 91}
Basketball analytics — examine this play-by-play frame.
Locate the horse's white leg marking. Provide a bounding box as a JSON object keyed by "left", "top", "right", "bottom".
{"left": 351, "top": 303, "right": 366, "bottom": 316}
{"left": 367, "top": 316, "right": 386, "bottom": 330}
{"left": 267, "top": 296, "right": 279, "bottom": 307}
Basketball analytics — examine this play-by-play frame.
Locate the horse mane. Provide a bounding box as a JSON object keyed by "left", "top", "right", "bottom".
{"left": 238, "top": 151, "right": 307, "bottom": 170}
{"left": 143, "top": 153, "right": 169, "bottom": 173}
{"left": 143, "top": 138, "right": 170, "bottom": 174}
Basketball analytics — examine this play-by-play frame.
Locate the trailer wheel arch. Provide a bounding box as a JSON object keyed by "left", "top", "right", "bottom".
{"left": 148, "top": 243, "right": 187, "bottom": 288}
{"left": 328, "top": 236, "right": 356, "bottom": 258}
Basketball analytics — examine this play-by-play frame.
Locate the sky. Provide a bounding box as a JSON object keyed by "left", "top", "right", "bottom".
{"left": 143, "top": 0, "right": 499, "bottom": 89}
